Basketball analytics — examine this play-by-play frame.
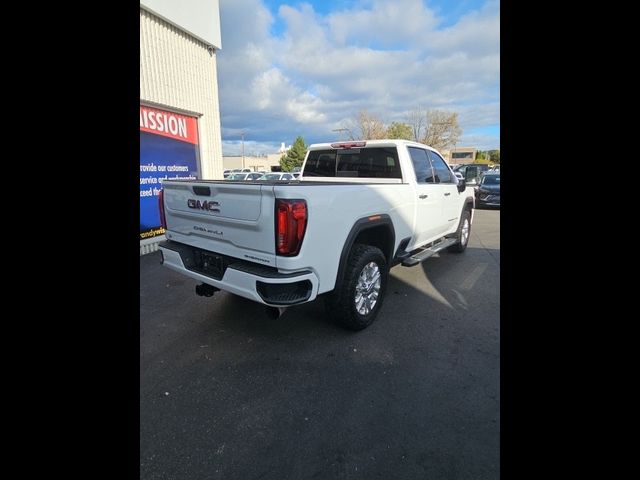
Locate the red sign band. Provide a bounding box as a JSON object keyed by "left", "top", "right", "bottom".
{"left": 140, "top": 105, "right": 198, "bottom": 144}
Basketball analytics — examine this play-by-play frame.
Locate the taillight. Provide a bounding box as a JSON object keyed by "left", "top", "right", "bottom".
{"left": 158, "top": 189, "right": 167, "bottom": 229}
{"left": 275, "top": 199, "right": 307, "bottom": 256}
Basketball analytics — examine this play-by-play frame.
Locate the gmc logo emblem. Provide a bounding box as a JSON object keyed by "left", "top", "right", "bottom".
{"left": 187, "top": 199, "right": 220, "bottom": 211}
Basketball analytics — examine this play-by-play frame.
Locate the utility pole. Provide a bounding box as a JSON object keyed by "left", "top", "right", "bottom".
{"left": 240, "top": 131, "right": 246, "bottom": 169}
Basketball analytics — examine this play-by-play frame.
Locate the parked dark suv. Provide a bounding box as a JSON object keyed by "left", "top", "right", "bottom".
{"left": 475, "top": 172, "right": 500, "bottom": 208}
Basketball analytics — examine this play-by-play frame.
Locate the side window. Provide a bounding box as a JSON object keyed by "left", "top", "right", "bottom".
{"left": 408, "top": 147, "right": 435, "bottom": 183}
{"left": 428, "top": 150, "right": 453, "bottom": 183}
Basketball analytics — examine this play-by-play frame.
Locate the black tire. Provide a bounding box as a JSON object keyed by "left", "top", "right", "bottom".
{"left": 325, "top": 244, "right": 388, "bottom": 331}
{"left": 448, "top": 208, "right": 471, "bottom": 253}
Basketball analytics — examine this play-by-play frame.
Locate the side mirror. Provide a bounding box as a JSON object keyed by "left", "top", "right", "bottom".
{"left": 457, "top": 178, "right": 466, "bottom": 193}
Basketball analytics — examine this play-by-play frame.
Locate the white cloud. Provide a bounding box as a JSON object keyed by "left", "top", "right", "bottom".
{"left": 328, "top": 0, "right": 439, "bottom": 48}
{"left": 429, "top": 1, "right": 500, "bottom": 56}
{"left": 458, "top": 102, "right": 500, "bottom": 128}
{"left": 458, "top": 133, "right": 500, "bottom": 151}
{"left": 217, "top": 0, "right": 500, "bottom": 152}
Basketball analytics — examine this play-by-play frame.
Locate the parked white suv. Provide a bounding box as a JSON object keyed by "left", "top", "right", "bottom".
{"left": 258, "top": 172, "right": 295, "bottom": 181}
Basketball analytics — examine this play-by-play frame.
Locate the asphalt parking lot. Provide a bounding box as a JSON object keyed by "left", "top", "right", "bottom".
{"left": 140, "top": 208, "right": 500, "bottom": 480}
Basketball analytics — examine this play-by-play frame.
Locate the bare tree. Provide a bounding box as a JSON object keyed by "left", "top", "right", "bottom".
{"left": 352, "top": 110, "right": 387, "bottom": 140}
{"left": 343, "top": 108, "right": 462, "bottom": 147}
{"left": 406, "top": 106, "right": 426, "bottom": 142}
{"left": 422, "top": 110, "right": 462, "bottom": 150}
{"left": 335, "top": 118, "right": 357, "bottom": 140}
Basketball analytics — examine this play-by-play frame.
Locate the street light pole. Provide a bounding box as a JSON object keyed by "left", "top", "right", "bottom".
{"left": 240, "top": 131, "right": 245, "bottom": 169}
{"left": 332, "top": 128, "right": 352, "bottom": 140}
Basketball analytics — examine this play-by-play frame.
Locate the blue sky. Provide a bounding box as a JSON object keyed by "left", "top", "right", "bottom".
{"left": 217, "top": 0, "right": 499, "bottom": 155}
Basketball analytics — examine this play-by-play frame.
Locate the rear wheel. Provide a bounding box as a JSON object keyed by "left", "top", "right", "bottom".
{"left": 448, "top": 209, "right": 471, "bottom": 253}
{"left": 325, "top": 244, "right": 388, "bottom": 331}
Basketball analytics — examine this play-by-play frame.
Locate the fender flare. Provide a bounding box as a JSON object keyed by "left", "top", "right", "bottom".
{"left": 463, "top": 195, "right": 475, "bottom": 225}
{"left": 334, "top": 214, "right": 396, "bottom": 290}
{"left": 463, "top": 195, "right": 474, "bottom": 211}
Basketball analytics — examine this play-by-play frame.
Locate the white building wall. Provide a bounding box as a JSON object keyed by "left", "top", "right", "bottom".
{"left": 223, "top": 155, "right": 283, "bottom": 171}
{"left": 140, "top": 7, "right": 223, "bottom": 180}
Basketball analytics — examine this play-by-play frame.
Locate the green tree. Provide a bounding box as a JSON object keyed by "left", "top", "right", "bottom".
{"left": 386, "top": 122, "right": 413, "bottom": 140}
{"left": 475, "top": 150, "right": 489, "bottom": 164}
{"left": 476, "top": 149, "right": 500, "bottom": 164}
{"left": 280, "top": 136, "right": 308, "bottom": 172}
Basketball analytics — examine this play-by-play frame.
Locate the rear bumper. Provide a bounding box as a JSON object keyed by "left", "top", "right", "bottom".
{"left": 158, "top": 241, "right": 319, "bottom": 306}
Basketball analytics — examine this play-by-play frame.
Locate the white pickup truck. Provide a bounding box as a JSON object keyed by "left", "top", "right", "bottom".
{"left": 158, "top": 139, "right": 474, "bottom": 330}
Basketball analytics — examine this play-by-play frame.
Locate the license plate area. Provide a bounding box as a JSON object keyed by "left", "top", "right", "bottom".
{"left": 192, "top": 250, "right": 225, "bottom": 279}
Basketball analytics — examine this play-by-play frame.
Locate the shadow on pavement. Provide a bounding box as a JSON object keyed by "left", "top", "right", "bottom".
{"left": 140, "top": 239, "right": 499, "bottom": 480}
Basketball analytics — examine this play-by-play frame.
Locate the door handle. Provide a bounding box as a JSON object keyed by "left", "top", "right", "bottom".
{"left": 444, "top": 192, "right": 451, "bottom": 196}
{"left": 419, "top": 194, "right": 428, "bottom": 199}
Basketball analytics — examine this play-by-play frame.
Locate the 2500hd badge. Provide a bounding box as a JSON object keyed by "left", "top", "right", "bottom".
{"left": 194, "top": 225, "right": 223, "bottom": 236}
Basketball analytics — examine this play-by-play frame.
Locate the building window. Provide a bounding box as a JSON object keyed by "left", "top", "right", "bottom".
{"left": 452, "top": 151, "right": 474, "bottom": 159}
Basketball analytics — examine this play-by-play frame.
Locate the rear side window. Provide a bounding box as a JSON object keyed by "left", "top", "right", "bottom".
{"left": 427, "top": 150, "right": 453, "bottom": 183}
{"left": 303, "top": 147, "right": 401, "bottom": 178}
{"left": 408, "top": 147, "right": 435, "bottom": 183}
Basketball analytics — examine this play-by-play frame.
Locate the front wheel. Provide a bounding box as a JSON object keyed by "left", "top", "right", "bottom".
{"left": 325, "top": 244, "right": 388, "bottom": 331}
{"left": 448, "top": 209, "right": 471, "bottom": 253}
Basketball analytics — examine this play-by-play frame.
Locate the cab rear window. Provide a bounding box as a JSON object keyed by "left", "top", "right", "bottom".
{"left": 303, "top": 147, "right": 401, "bottom": 178}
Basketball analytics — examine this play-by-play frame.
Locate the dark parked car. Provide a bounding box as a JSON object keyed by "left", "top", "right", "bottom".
{"left": 475, "top": 173, "right": 500, "bottom": 208}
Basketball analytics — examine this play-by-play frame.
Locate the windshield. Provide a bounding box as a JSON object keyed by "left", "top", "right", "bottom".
{"left": 482, "top": 175, "right": 500, "bottom": 185}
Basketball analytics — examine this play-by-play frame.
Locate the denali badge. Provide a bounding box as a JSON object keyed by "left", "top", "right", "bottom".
{"left": 188, "top": 199, "right": 220, "bottom": 212}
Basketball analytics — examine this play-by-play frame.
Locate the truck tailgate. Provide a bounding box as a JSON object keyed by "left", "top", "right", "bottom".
{"left": 162, "top": 180, "right": 277, "bottom": 265}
